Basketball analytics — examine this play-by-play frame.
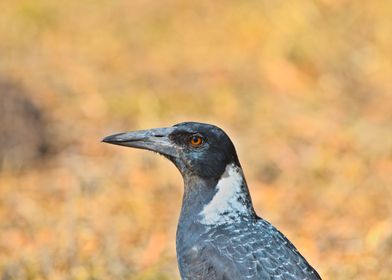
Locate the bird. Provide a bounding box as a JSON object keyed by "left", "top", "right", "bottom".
{"left": 103, "top": 122, "right": 321, "bottom": 280}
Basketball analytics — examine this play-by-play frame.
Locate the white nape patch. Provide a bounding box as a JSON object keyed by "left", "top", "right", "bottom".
{"left": 200, "top": 164, "right": 248, "bottom": 225}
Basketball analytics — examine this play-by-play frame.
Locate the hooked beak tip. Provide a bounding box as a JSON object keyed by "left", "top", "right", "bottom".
{"left": 101, "top": 135, "right": 115, "bottom": 144}
{"left": 101, "top": 133, "right": 129, "bottom": 144}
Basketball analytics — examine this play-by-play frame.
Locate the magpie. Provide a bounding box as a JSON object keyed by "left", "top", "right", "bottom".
{"left": 103, "top": 122, "right": 321, "bottom": 280}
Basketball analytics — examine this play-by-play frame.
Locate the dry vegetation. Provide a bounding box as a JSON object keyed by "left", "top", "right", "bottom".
{"left": 0, "top": 0, "right": 392, "bottom": 279}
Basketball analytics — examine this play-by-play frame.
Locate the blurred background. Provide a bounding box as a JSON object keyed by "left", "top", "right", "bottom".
{"left": 0, "top": 0, "right": 391, "bottom": 279}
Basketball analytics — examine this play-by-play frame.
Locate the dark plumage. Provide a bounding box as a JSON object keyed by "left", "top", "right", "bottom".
{"left": 103, "top": 122, "right": 321, "bottom": 280}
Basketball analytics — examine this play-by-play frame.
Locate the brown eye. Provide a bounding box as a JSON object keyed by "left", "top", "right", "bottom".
{"left": 190, "top": 135, "right": 203, "bottom": 147}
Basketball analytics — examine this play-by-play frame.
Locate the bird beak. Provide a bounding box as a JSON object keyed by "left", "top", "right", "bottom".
{"left": 102, "top": 127, "right": 178, "bottom": 158}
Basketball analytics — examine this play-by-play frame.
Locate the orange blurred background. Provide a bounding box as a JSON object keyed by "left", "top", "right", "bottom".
{"left": 0, "top": 1, "right": 391, "bottom": 279}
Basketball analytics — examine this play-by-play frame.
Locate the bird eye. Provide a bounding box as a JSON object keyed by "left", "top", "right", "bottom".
{"left": 189, "top": 135, "right": 203, "bottom": 147}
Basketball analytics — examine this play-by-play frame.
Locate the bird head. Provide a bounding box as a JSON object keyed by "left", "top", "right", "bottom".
{"left": 102, "top": 122, "right": 241, "bottom": 180}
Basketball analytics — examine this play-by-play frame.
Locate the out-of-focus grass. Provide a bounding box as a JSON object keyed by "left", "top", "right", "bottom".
{"left": 0, "top": 0, "right": 391, "bottom": 279}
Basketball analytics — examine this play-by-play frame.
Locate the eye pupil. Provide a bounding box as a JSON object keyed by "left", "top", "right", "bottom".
{"left": 190, "top": 135, "right": 203, "bottom": 146}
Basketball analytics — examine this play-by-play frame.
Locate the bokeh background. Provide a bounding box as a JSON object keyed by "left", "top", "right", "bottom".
{"left": 1, "top": 0, "right": 392, "bottom": 279}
